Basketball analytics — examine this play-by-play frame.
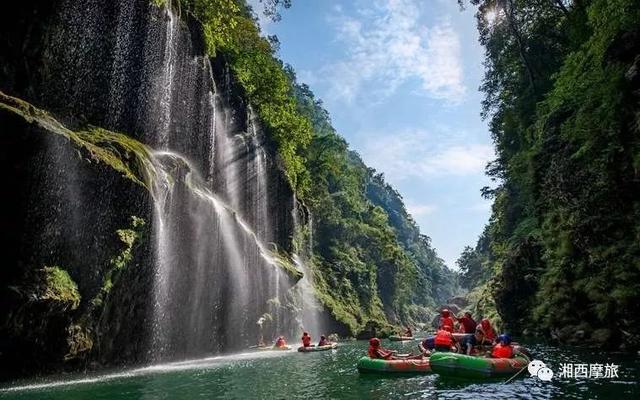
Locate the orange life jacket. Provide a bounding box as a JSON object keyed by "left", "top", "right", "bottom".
{"left": 491, "top": 343, "right": 514, "bottom": 358}
{"left": 302, "top": 335, "right": 311, "bottom": 347}
{"left": 434, "top": 329, "right": 454, "bottom": 347}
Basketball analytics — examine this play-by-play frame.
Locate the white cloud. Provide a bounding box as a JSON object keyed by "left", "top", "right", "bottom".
{"left": 406, "top": 202, "right": 437, "bottom": 216}
{"left": 360, "top": 129, "right": 493, "bottom": 182}
{"left": 324, "top": 0, "right": 465, "bottom": 103}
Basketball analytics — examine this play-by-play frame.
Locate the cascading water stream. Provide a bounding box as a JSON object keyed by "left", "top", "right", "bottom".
{"left": 143, "top": 5, "right": 291, "bottom": 360}
{"left": 148, "top": 149, "right": 288, "bottom": 360}
{"left": 157, "top": 0, "right": 177, "bottom": 148}
{"left": 292, "top": 210, "right": 324, "bottom": 338}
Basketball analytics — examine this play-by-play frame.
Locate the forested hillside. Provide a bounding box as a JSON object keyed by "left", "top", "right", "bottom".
{"left": 291, "top": 75, "right": 459, "bottom": 335}
{"left": 458, "top": 0, "right": 640, "bottom": 348}
{"left": 161, "top": 0, "right": 459, "bottom": 336}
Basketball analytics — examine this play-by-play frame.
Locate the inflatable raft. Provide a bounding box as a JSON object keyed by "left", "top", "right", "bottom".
{"left": 429, "top": 352, "right": 530, "bottom": 379}
{"left": 357, "top": 357, "right": 431, "bottom": 373}
{"left": 298, "top": 343, "right": 338, "bottom": 352}
{"left": 388, "top": 335, "right": 415, "bottom": 341}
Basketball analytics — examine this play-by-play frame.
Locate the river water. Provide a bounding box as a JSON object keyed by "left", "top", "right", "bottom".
{"left": 1, "top": 338, "right": 637, "bottom": 399}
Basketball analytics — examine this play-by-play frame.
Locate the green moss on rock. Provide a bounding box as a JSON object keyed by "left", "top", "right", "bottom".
{"left": 0, "top": 91, "right": 156, "bottom": 189}
{"left": 35, "top": 266, "right": 81, "bottom": 312}
{"left": 90, "top": 216, "right": 146, "bottom": 311}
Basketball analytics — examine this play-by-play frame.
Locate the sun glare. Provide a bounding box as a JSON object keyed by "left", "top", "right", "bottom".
{"left": 484, "top": 8, "right": 499, "bottom": 26}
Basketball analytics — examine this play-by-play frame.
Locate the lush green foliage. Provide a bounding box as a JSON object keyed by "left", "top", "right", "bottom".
{"left": 90, "top": 216, "right": 146, "bottom": 310}
{"left": 37, "top": 266, "right": 81, "bottom": 312}
{"left": 290, "top": 73, "right": 458, "bottom": 333}
{"left": 173, "top": 0, "right": 311, "bottom": 190}
{"left": 365, "top": 172, "right": 460, "bottom": 311}
{"left": 162, "top": 0, "right": 458, "bottom": 334}
{"left": 461, "top": 0, "right": 640, "bottom": 346}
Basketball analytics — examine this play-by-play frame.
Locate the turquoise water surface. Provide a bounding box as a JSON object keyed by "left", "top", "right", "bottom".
{"left": 1, "top": 339, "right": 638, "bottom": 399}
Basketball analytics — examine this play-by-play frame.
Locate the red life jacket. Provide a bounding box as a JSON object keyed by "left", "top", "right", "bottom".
{"left": 440, "top": 316, "right": 455, "bottom": 329}
{"left": 434, "top": 329, "right": 454, "bottom": 347}
{"left": 302, "top": 336, "right": 311, "bottom": 347}
{"left": 491, "top": 343, "right": 514, "bottom": 358}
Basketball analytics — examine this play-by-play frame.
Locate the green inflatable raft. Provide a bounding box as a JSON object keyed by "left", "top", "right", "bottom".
{"left": 357, "top": 357, "right": 431, "bottom": 374}
{"left": 429, "top": 352, "right": 530, "bottom": 379}
{"left": 297, "top": 343, "right": 338, "bottom": 352}
{"left": 388, "top": 335, "right": 415, "bottom": 341}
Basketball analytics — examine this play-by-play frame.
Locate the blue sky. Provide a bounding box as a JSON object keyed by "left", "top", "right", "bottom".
{"left": 252, "top": 0, "right": 493, "bottom": 268}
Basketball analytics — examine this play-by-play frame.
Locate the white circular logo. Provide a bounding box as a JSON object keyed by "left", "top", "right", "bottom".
{"left": 528, "top": 360, "right": 546, "bottom": 376}
{"left": 537, "top": 367, "right": 554, "bottom": 381}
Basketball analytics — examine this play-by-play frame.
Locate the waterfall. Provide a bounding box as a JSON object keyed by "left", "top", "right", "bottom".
{"left": 157, "top": 0, "right": 177, "bottom": 148}
{"left": 5, "top": 0, "right": 308, "bottom": 365}
{"left": 293, "top": 212, "right": 324, "bottom": 338}
{"left": 147, "top": 12, "right": 294, "bottom": 358}
{"left": 148, "top": 150, "right": 290, "bottom": 360}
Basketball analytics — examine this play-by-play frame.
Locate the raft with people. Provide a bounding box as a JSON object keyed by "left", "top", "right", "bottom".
{"left": 254, "top": 335, "right": 291, "bottom": 351}
{"left": 297, "top": 342, "right": 338, "bottom": 352}
{"left": 358, "top": 310, "right": 531, "bottom": 379}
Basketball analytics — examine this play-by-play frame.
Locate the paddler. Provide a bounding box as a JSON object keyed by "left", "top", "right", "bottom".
{"left": 439, "top": 309, "right": 455, "bottom": 330}
{"left": 491, "top": 334, "right": 514, "bottom": 358}
{"left": 368, "top": 338, "right": 394, "bottom": 359}
{"left": 478, "top": 318, "right": 497, "bottom": 343}
{"left": 419, "top": 336, "right": 434, "bottom": 355}
{"left": 318, "top": 335, "right": 329, "bottom": 346}
{"left": 368, "top": 337, "right": 423, "bottom": 360}
{"left": 455, "top": 311, "right": 477, "bottom": 334}
{"left": 434, "top": 324, "right": 458, "bottom": 352}
{"left": 275, "top": 336, "right": 288, "bottom": 348}
{"left": 461, "top": 327, "right": 485, "bottom": 355}
{"left": 301, "top": 331, "right": 312, "bottom": 348}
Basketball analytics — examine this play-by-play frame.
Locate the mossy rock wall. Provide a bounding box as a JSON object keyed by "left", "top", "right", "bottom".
{"left": 0, "top": 104, "right": 154, "bottom": 379}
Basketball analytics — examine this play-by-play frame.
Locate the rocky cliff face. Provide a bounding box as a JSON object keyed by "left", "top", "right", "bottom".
{"left": 0, "top": 0, "right": 302, "bottom": 379}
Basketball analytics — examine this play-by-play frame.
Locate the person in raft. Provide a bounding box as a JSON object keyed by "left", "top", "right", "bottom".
{"left": 318, "top": 335, "right": 330, "bottom": 346}
{"left": 439, "top": 309, "right": 456, "bottom": 330}
{"left": 455, "top": 311, "right": 477, "bottom": 334}
{"left": 301, "top": 332, "right": 312, "bottom": 348}
{"left": 478, "top": 318, "right": 497, "bottom": 344}
{"left": 403, "top": 326, "right": 413, "bottom": 337}
{"left": 460, "top": 327, "right": 485, "bottom": 355}
{"left": 419, "top": 336, "right": 434, "bottom": 355}
{"left": 368, "top": 338, "right": 394, "bottom": 359}
{"left": 491, "top": 334, "right": 514, "bottom": 358}
{"left": 434, "top": 324, "right": 459, "bottom": 352}
{"left": 418, "top": 336, "right": 436, "bottom": 356}
{"left": 368, "top": 338, "right": 423, "bottom": 360}
{"left": 275, "top": 336, "right": 288, "bottom": 348}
